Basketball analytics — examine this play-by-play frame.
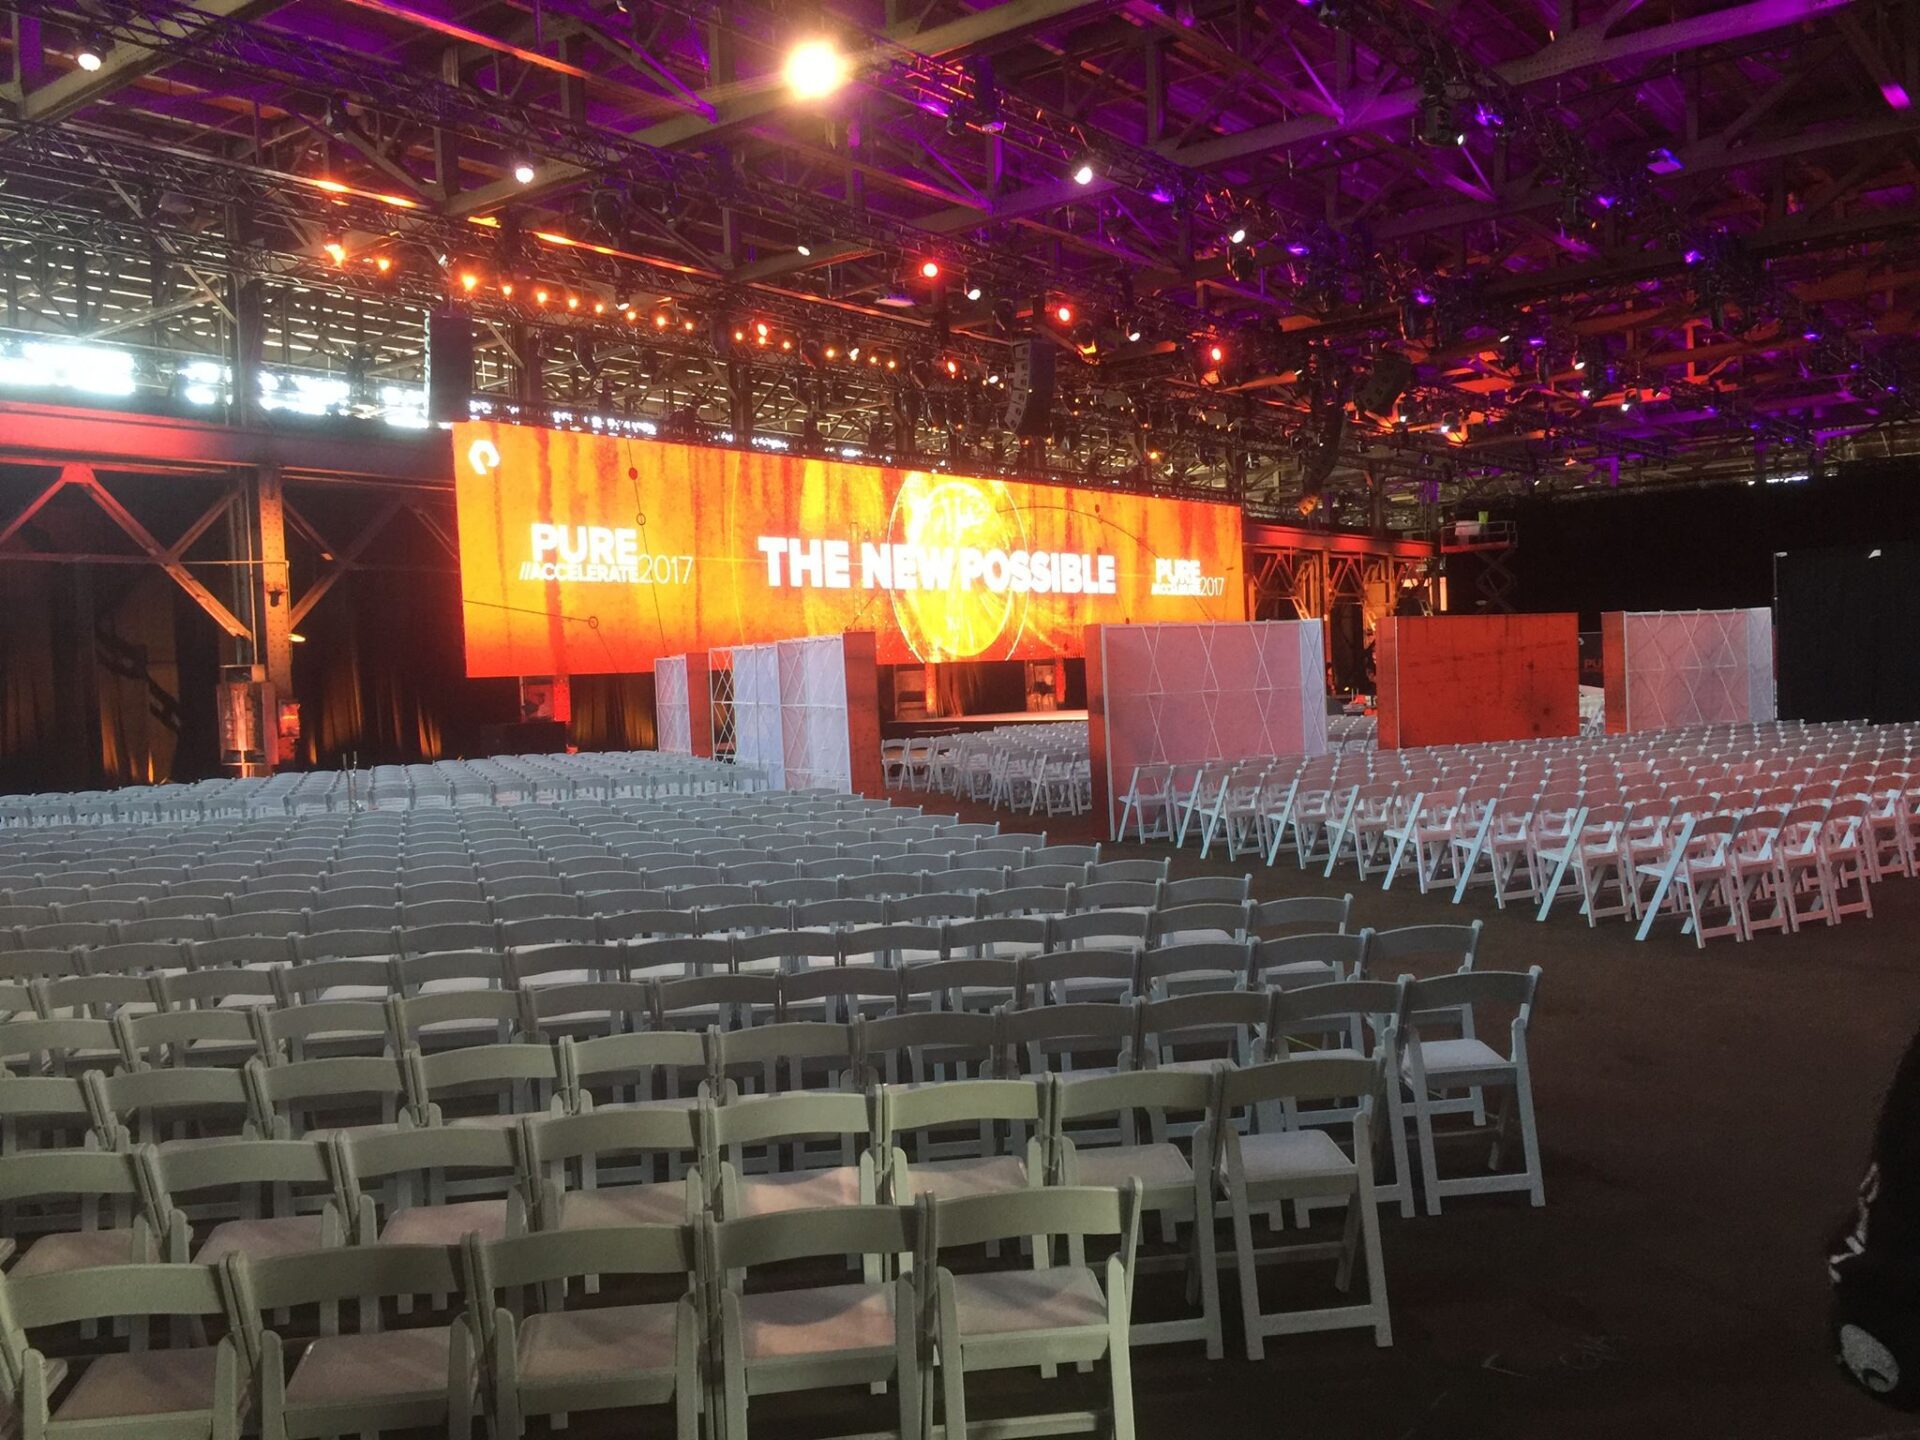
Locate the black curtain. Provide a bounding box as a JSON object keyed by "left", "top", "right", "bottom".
{"left": 1775, "top": 543, "right": 1920, "bottom": 723}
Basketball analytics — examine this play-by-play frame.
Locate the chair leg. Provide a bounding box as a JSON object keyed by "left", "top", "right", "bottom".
{"left": 1194, "top": 1201, "right": 1224, "bottom": 1362}
{"left": 1227, "top": 1180, "right": 1265, "bottom": 1361}
{"left": 1515, "top": 1068, "right": 1546, "bottom": 1208}
{"left": 938, "top": 1286, "right": 968, "bottom": 1440}
{"left": 1356, "top": 1166, "right": 1393, "bottom": 1347}
{"left": 1383, "top": 1081, "right": 1415, "bottom": 1220}
{"left": 1107, "top": 1321, "right": 1137, "bottom": 1440}
{"left": 1412, "top": 1090, "right": 1443, "bottom": 1218}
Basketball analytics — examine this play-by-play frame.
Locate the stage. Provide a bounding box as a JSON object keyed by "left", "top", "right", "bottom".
{"left": 884, "top": 709, "right": 1087, "bottom": 738}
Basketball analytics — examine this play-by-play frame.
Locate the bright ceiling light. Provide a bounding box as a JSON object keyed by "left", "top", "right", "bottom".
{"left": 512, "top": 161, "right": 536, "bottom": 185}
{"left": 1071, "top": 159, "right": 1095, "bottom": 186}
{"left": 784, "top": 39, "right": 848, "bottom": 100}
{"left": 76, "top": 47, "right": 103, "bottom": 72}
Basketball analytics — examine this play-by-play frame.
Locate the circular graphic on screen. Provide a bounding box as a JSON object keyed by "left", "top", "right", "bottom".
{"left": 887, "top": 471, "right": 1031, "bottom": 661}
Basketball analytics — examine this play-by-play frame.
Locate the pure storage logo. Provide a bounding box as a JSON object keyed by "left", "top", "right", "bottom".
{"left": 1149, "top": 556, "right": 1228, "bottom": 598}
{"left": 518, "top": 524, "right": 693, "bottom": 585}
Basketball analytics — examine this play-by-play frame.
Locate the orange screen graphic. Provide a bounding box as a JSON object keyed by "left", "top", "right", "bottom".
{"left": 452, "top": 422, "right": 1246, "bottom": 677}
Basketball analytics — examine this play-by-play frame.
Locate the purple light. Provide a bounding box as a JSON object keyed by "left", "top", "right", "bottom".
{"left": 1148, "top": 187, "right": 1175, "bottom": 204}
{"left": 1474, "top": 103, "right": 1505, "bottom": 128}
{"left": 1682, "top": 247, "right": 1704, "bottom": 265}
{"left": 1412, "top": 288, "right": 1435, "bottom": 306}
{"left": 1646, "top": 147, "right": 1683, "bottom": 175}
{"left": 1285, "top": 240, "right": 1310, "bottom": 257}
{"left": 1802, "top": 327, "right": 1822, "bottom": 342}
{"left": 1527, "top": 336, "right": 1546, "bottom": 349}
{"left": 1593, "top": 193, "right": 1616, "bottom": 210}
{"left": 1884, "top": 81, "right": 1913, "bottom": 111}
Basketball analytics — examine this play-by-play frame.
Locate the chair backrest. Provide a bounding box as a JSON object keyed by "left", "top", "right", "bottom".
{"left": 1403, "top": 966, "right": 1541, "bottom": 1031}
{"left": 0, "top": 1261, "right": 227, "bottom": 1345}
{"left": 466, "top": 1223, "right": 695, "bottom": 1300}
{"left": 1252, "top": 930, "right": 1369, "bottom": 985}
{"left": 1361, "top": 920, "right": 1481, "bottom": 979}
{"left": 1253, "top": 894, "right": 1352, "bottom": 935}
{"left": 929, "top": 1181, "right": 1139, "bottom": 1260}
{"left": 1049, "top": 1067, "right": 1214, "bottom": 1125}
{"left": 1136, "top": 991, "right": 1268, "bottom": 1048}
{"left": 704, "top": 1090, "right": 872, "bottom": 1149}
{"left": 707, "top": 1201, "right": 916, "bottom": 1272}
{"left": 882, "top": 1076, "right": 1042, "bottom": 1134}
{"left": 1217, "top": 1055, "right": 1380, "bottom": 1109}
{"left": 231, "top": 1241, "right": 460, "bottom": 1316}
{"left": 563, "top": 1030, "right": 708, "bottom": 1097}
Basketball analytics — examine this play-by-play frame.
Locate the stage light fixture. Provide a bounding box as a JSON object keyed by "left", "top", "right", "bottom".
{"left": 653, "top": 310, "right": 671, "bottom": 328}
{"left": 512, "top": 161, "right": 537, "bottom": 185}
{"left": 1228, "top": 225, "right": 1247, "bottom": 245}
{"left": 785, "top": 38, "right": 848, "bottom": 100}
{"left": 1055, "top": 304, "right": 1073, "bottom": 325}
{"left": 323, "top": 240, "right": 347, "bottom": 265}
{"left": 848, "top": 345, "right": 861, "bottom": 361}
{"left": 373, "top": 255, "right": 392, "bottom": 273}
{"left": 1126, "top": 325, "right": 1143, "bottom": 343}
{"left": 797, "top": 244, "right": 812, "bottom": 256}
{"left": 76, "top": 41, "right": 105, "bottom": 71}
{"left": 1070, "top": 152, "right": 1096, "bottom": 185}
{"left": 919, "top": 260, "right": 941, "bottom": 280}
{"left": 459, "top": 272, "right": 479, "bottom": 292}
{"left": 500, "top": 282, "right": 514, "bottom": 298}
{"left": 1209, "top": 344, "right": 1225, "bottom": 364}
{"left": 964, "top": 282, "right": 983, "bottom": 302}
{"left": 535, "top": 288, "right": 550, "bottom": 305}
{"left": 566, "top": 295, "right": 580, "bottom": 310}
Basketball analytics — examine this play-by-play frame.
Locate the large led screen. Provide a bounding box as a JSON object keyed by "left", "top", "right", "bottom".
{"left": 452, "top": 422, "right": 1246, "bottom": 677}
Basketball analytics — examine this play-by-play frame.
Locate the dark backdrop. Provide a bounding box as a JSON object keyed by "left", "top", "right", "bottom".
{"left": 1491, "top": 457, "right": 1920, "bottom": 627}
{"left": 1775, "top": 543, "right": 1920, "bottom": 723}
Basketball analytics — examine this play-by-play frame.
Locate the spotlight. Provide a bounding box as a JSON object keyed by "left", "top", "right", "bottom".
{"left": 534, "top": 288, "right": 549, "bottom": 305}
{"left": 566, "top": 294, "right": 580, "bottom": 310}
{"left": 964, "top": 283, "right": 983, "bottom": 302}
{"left": 1209, "top": 344, "right": 1225, "bottom": 364}
{"left": 1055, "top": 304, "right": 1073, "bottom": 325}
{"left": 1070, "top": 153, "right": 1096, "bottom": 186}
{"left": 1228, "top": 226, "right": 1247, "bottom": 245}
{"left": 373, "top": 255, "right": 392, "bottom": 274}
{"left": 848, "top": 345, "right": 861, "bottom": 361}
{"left": 1126, "top": 325, "right": 1143, "bottom": 343}
{"left": 323, "top": 239, "right": 347, "bottom": 265}
{"left": 654, "top": 310, "right": 671, "bottom": 328}
{"left": 797, "top": 244, "right": 812, "bottom": 257}
{"left": 1620, "top": 388, "right": 1637, "bottom": 411}
{"left": 459, "top": 272, "right": 479, "bottom": 292}
{"left": 512, "top": 161, "right": 536, "bottom": 185}
{"left": 500, "top": 282, "right": 514, "bottom": 298}
{"left": 825, "top": 344, "right": 840, "bottom": 360}
{"left": 76, "top": 40, "right": 105, "bottom": 71}
{"left": 784, "top": 38, "right": 848, "bottom": 100}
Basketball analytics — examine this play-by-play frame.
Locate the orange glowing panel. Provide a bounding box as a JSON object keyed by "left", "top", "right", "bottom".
{"left": 452, "top": 421, "right": 1247, "bottom": 677}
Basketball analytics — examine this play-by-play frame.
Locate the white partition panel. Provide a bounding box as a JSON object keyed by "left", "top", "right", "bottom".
{"left": 729, "top": 642, "right": 786, "bottom": 790}
{"left": 1090, "top": 619, "right": 1328, "bottom": 835}
{"left": 1616, "top": 608, "right": 1776, "bottom": 731}
{"left": 778, "top": 636, "right": 855, "bottom": 793}
{"left": 653, "top": 655, "right": 692, "bottom": 755}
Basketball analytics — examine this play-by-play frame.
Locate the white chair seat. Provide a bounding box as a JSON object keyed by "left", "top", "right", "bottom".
{"left": 194, "top": 1214, "right": 328, "bottom": 1265}
{"left": 1071, "top": 1142, "right": 1192, "bottom": 1193}
{"left": 950, "top": 1266, "right": 1106, "bottom": 1336}
{"left": 900, "top": 1155, "right": 1027, "bottom": 1200}
{"left": 520, "top": 1302, "right": 677, "bottom": 1381}
{"left": 1236, "top": 1129, "right": 1355, "bottom": 1188}
{"left": 1403, "top": 1037, "right": 1510, "bottom": 1080}
{"left": 379, "top": 1198, "right": 508, "bottom": 1245}
{"left": 557, "top": 1183, "right": 686, "bottom": 1229}
{"left": 11, "top": 1227, "right": 139, "bottom": 1277}
{"left": 741, "top": 1282, "right": 896, "bottom": 1360}
{"left": 59, "top": 1347, "right": 224, "bottom": 1422}
{"left": 286, "top": 1326, "right": 452, "bottom": 1406}
{"left": 735, "top": 1166, "right": 863, "bottom": 1216}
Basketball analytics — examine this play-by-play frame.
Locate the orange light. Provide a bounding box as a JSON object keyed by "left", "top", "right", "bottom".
{"left": 323, "top": 241, "right": 347, "bottom": 265}
{"left": 373, "top": 255, "right": 392, "bottom": 273}
{"left": 626, "top": 309, "right": 638, "bottom": 323}
{"left": 682, "top": 319, "right": 696, "bottom": 331}
{"left": 459, "top": 272, "right": 479, "bottom": 292}
{"left": 733, "top": 328, "right": 747, "bottom": 343}
{"left": 755, "top": 321, "right": 769, "bottom": 337}
{"left": 535, "top": 289, "right": 550, "bottom": 304}
{"left": 593, "top": 301, "right": 606, "bottom": 314}
{"left": 885, "top": 357, "right": 897, "bottom": 370}
{"left": 500, "top": 282, "right": 515, "bottom": 298}
{"left": 1208, "top": 344, "right": 1224, "bottom": 364}
{"left": 1055, "top": 304, "right": 1073, "bottom": 324}
{"left": 825, "top": 345, "right": 839, "bottom": 360}
{"left": 654, "top": 312, "right": 670, "bottom": 329}
{"left": 780, "top": 338, "right": 793, "bottom": 351}
{"left": 566, "top": 295, "right": 580, "bottom": 310}
{"left": 920, "top": 260, "right": 940, "bottom": 280}
{"left": 945, "top": 358, "right": 959, "bottom": 377}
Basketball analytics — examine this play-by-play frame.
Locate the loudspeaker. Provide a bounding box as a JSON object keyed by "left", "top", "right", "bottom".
{"left": 1003, "top": 338, "right": 1056, "bottom": 436}
{"left": 426, "top": 310, "right": 474, "bottom": 424}
{"left": 1354, "top": 352, "right": 1414, "bottom": 416}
